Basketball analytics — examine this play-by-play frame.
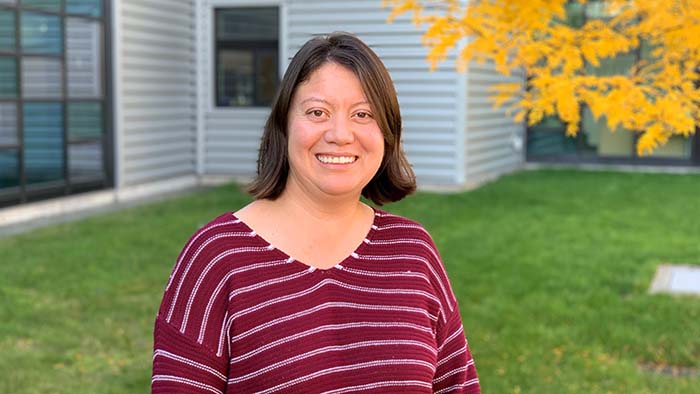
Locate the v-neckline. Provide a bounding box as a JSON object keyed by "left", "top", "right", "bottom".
{"left": 231, "top": 207, "right": 380, "bottom": 272}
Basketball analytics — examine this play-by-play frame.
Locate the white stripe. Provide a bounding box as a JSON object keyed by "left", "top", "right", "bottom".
{"left": 230, "top": 278, "right": 440, "bottom": 321}
{"left": 366, "top": 238, "right": 442, "bottom": 264}
{"left": 228, "top": 270, "right": 308, "bottom": 300}
{"left": 152, "top": 349, "right": 226, "bottom": 381}
{"left": 230, "top": 340, "right": 437, "bottom": 383}
{"left": 230, "top": 301, "right": 437, "bottom": 342}
{"left": 437, "top": 344, "right": 467, "bottom": 367}
{"left": 216, "top": 310, "right": 228, "bottom": 358}
{"left": 439, "top": 324, "right": 465, "bottom": 353}
{"left": 151, "top": 375, "right": 223, "bottom": 394}
{"left": 180, "top": 246, "right": 274, "bottom": 333}
{"left": 342, "top": 266, "right": 431, "bottom": 284}
{"left": 433, "top": 359, "right": 475, "bottom": 384}
{"left": 164, "top": 219, "right": 240, "bottom": 292}
{"left": 166, "top": 230, "right": 256, "bottom": 322}
{"left": 375, "top": 223, "right": 430, "bottom": 235}
{"left": 245, "top": 359, "right": 435, "bottom": 393}
{"left": 354, "top": 253, "right": 452, "bottom": 318}
{"left": 197, "top": 258, "right": 293, "bottom": 343}
{"left": 435, "top": 377, "right": 480, "bottom": 394}
{"left": 231, "top": 321, "right": 433, "bottom": 363}
{"left": 322, "top": 380, "right": 433, "bottom": 393}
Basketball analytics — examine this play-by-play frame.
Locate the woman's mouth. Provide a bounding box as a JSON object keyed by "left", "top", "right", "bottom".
{"left": 316, "top": 154, "right": 358, "bottom": 164}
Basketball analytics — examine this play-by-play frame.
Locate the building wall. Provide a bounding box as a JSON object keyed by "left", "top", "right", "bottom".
{"left": 464, "top": 63, "right": 525, "bottom": 186}
{"left": 116, "top": 0, "right": 197, "bottom": 186}
{"left": 287, "top": 0, "right": 463, "bottom": 185}
{"left": 195, "top": 0, "right": 525, "bottom": 187}
{"left": 198, "top": 0, "right": 464, "bottom": 185}
{"left": 197, "top": 0, "right": 280, "bottom": 177}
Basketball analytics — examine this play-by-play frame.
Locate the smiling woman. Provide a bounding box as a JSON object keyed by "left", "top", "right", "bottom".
{"left": 152, "top": 33, "right": 480, "bottom": 393}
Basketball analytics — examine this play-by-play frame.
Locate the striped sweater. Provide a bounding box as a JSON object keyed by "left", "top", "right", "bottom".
{"left": 153, "top": 209, "right": 480, "bottom": 393}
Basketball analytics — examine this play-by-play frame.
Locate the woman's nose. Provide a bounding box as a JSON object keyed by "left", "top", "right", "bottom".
{"left": 325, "top": 116, "right": 355, "bottom": 145}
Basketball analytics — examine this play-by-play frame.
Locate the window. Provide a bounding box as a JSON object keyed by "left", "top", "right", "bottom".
{"left": 526, "top": 1, "right": 697, "bottom": 164}
{"left": 0, "top": 0, "right": 109, "bottom": 207}
{"left": 215, "top": 7, "right": 279, "bottom": 107}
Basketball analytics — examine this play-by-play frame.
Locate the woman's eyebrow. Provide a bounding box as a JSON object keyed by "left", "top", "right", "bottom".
{"left": 299, "top": 97, "right": 370, "bottom": 108}
{"left": 299, "top": 97, "right": 332, "bottom": 106}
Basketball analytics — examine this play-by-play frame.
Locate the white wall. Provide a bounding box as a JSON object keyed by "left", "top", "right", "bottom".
{"left": 115, "top": 0, "right": 197, "bottom": 186}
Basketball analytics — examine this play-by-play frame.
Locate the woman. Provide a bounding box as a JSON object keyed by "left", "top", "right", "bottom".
{"left": 152, "top": 33, "right": 480, "bottom": 393}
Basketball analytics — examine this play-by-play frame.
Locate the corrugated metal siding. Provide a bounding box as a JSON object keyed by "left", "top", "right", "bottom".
{"left": 464, "top": 63, "right": 525, "bottom": 185}
{"left": 119, "top": 0, "right": 196, "bottom": 185}
{"left": 198, "top": 1, "right": 271, "bottom": 177}
{"left": 287, "top": 0, "right": 461, "bottom": 185}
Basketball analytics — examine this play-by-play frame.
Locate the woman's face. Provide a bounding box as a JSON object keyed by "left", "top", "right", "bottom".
{"left": 285, "top": 62, "right": 384, "bottom": 201}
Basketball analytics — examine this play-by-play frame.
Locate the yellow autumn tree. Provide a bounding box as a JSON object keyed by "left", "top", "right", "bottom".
{"left": 383, "top": 0, "right": 700, "bottom": 155}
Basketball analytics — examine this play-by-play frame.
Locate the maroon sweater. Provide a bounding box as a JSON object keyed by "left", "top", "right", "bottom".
{"left": 153, "top": 209, "right": 480, "bottom": 393}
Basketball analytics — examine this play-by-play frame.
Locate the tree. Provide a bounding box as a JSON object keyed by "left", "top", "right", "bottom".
{"left": 383, "top": 0, "right": 700, "bottom": 155}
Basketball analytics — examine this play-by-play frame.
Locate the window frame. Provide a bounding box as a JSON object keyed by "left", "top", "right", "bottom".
{"left": 208, "top": 1, "right": 286, "bottom": 111}
{"left": 0, "top": 0, "right": 112, "bottom": 207}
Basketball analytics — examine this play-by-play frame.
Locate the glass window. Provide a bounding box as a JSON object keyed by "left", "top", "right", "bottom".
{"left": 215, "top": 7, "right": 279, "bottom": 107}
{"left": 21, "top": 12, "right": 62, "bottom": 54}
{"left": 0, "top": 56, "right": 17, "bottom": 98}
{"left": 68, "top": 102, "right": 102, "bottom": 140}
{"left": 0, "top": 10, "right": 15, "bottom": 51}
{"left": 23, "top": 102, "right": 64, "bottom": 184}
{"left": 67, "top": 18, "right": 102, "bottom": 98}
{"left": 20, "top": 0, "right": 60, "bottom": 12}
{"left": 0, "top": 103, "right": 17, "bottom": 146}
{"left": 22, "top": 56, "right": 62, "bottom": 98}
{"left": 69, "top": 141, "right": 102, "bottom": 180}
{"left": 527, "top": 1, "right": 694, "bottom": 162}
{"left": 0, "top": 148, "right": 20, "bottom": 190}
{"left": 66, "top": 0, "right": 102, "bottom": 17}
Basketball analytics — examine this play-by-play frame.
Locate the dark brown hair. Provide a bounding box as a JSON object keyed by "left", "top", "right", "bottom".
{"left": 247, "top": 32, "right": 416, "bottom": 205}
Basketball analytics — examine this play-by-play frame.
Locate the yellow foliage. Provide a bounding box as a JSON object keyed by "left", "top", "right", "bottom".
{"left": 385, "top": 0, "right": 700, "bottom": 155}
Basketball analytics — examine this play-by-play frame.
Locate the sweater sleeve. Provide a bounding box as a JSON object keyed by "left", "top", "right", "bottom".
{"left": 152, "top": 214, "right": 237, "bottom": 393}
{"left": 152, "top": 316, "right": 228, "bottom": 394}
{"left": 432, "top": 309, "right": 480, "bottom": 393}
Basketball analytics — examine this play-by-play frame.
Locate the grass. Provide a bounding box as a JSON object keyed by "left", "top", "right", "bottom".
{"left": 1, "top": 169, "right": 699, "bottom": 393}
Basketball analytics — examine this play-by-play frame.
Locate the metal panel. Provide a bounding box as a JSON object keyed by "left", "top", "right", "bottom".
{"left": 119, "top": 0, "right": 196, "bottom": 186}
{"left": 464, "top": 63, "right": 525, "bottom": 185}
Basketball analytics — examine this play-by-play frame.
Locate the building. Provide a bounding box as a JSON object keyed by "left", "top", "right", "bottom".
{"left": 0, "top": 0, "right": 525, "bottom": 222}
{"left": 12, "top": 0, "right": 696, "bottom": 226}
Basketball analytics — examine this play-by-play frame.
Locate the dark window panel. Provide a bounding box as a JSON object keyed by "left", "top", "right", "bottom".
{"left": 20, "top": 0, "right": 60, "bottom": 12}
{"left": 22, "top": 56, "right": 62, "bottom": 98}
{"left": 0, "top": 103, "right": 17, "bottom": 145}
{"left": 256, "top": 49, "right": 277, "bottom": 105}
{"left": 67, "top": 18, "right": 102, "bottom": 98}
{"left": 21, "top": 12, "right": 62, "bottom": 54}
{"left": 0, "top": 56, "right": 17, "bottom": 98}
{"left": 217, "top": 49, "right": 254, "bottom": 106}
{"left": 0, "top": 148, "right": 19, "bottom": 190}
{"left": 216, "top": 7, "right": 278, "bottom": 41}
{"left": 23, "top": 102, "right": 64, "bottom": 184}
{"left": 215, "top": 7, "right": 279, "bottom": 107}
{"left": 66, "top": 0, "right": 102, "bottom": 17}
{"left": 69, "top": 140, "right": 103, "bottom": 181}
{"left": 0, "top": 10, "right": 15, "bottom": 51}
{"left": 68, "top": 102, "right": 102, "bottom": 140}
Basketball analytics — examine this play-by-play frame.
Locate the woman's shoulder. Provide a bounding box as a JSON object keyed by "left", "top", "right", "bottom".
{"left": 372, "top": 208, "right": 433, "bottom": 240}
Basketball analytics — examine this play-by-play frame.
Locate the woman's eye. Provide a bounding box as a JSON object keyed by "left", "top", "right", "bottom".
{"left": 355, "top": 111, "right": 372, "bottom": 119}
{"left": 310, "top": 110, "right": 324, "bottom": 117}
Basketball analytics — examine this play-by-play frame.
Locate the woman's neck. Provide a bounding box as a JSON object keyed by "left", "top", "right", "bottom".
{"left": 273, "top": 181, "right": 367, "bottom": 226}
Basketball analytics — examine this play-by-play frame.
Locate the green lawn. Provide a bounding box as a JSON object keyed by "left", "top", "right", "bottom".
{"left": 1, "top": 169, "right": 699, "bottom": 393}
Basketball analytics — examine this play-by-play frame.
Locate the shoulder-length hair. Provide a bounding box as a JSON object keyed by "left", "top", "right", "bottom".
{"left": 247, "top": 32, "right": 416, "bottom": 205}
